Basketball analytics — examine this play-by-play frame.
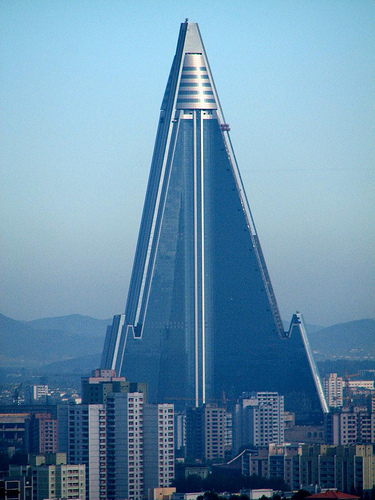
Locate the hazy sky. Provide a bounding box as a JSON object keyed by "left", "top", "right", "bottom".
{"left": 1, "top": 1, "right": 374, "bottom": 326}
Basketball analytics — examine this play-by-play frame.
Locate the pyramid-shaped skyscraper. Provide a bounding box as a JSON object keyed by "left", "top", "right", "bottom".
{"left": 101, "top": 21, "right": 328, "bottom": 424}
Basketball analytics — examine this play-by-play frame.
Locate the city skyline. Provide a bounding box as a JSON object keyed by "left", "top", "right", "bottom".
{"left": 1, "top": 1, "right": 374, "bottom": 326}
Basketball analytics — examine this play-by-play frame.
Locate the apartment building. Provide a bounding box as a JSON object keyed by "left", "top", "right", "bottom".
{"left": 234, "top": 392, "right": 285, "bottom": 454}
{"left": 239, "top": 444, "right": 375, "bottom": 491}
{"left": 186, "top": 404, "right": 226, "bottom": 462}
{"left": 106, "top": 391, "right": 144, "bottom": 500}
{"left": 68, "top": 404, "right": 106, "bottom": 500}
{"left": 325, "top": 407, "right": 375, "bottom": 445}
{"left": 143, "top": 403, "right": 175, "bottom": 492}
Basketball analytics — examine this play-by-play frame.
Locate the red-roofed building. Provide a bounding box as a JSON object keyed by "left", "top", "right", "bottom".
{"left": 307, "top": 491, "right": 359, "bottom": 500}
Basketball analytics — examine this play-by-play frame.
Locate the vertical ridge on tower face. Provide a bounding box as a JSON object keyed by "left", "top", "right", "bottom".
{"left": 101, "top": 21, "right": 326, "bottom": 423}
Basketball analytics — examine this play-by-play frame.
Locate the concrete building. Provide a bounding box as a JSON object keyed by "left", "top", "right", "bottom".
{"left": 236, "top": 443, "right": 375, "bottom": 491}
{"left": 300, "top": 444, "right": 375, "bottom": 492}
{"left": 81, "top": 368, "right": 147, "bottom": 405}
{"left": 107, "top": 392, "right": 144, "bottom": 500}
{"left": 204, "top": 405, "right": 226, "bottom": 462}
{"left": 241, "top": 489, "right": 276, "bottom": 499}
{"left": 323, "top": 373, "right": 344, "bottom": 409}
{"left": 0, "top": 474, "right": 32, "bottom": 500}
{"left": 186, "top": 405, "right": 226, "bottom": 462}
{"left": 105, "top": 393, "right": 175, "bottom": 500}
{"left": 323, "top": 374, "right": 375, "bottom": 411}
{"left": 32, "top": 385, "right": 48, "bottom": 402}
{"left": 9, "top": 453, "right": 85, "bottom": 500}
{"left": 234, "top": 392, "right": 285, "bottom": 454}
{"left": 68, "top": 404, "right": 106, "bottom": 500}
{"left": 106, "top": 392, "right": 144, "bottom": 500}
{"left": 143, "top": 404, "right": 175, "bottom": 492}
{"left": 0, "top": 413, "right": 29, "bottom": 452}
{"left": 0, "top": 405, "right": 61, "bottom": 454}
{"left": 346, "top": 380, "right": 375, "bottom": 391}
{"left": 31, "top": 463, "right": 85, "bottom": 500}
{"left": 174, "top": 412, "right": 186, "bottom": 457}
{"left": 28, "top": 413, "right": 58, "bottom": 454}
{"left": 148, "top": 487, "right": 176, "bottom": 500}
{"left": 284, "top": 424, "right": 324, "bottom": 444}
{"left": 224, "top": 412, "right": 233, "bottom": 457}
{"left": 239, "top": 444, "right": 302, "bottom": 491}
{"left": 325, "top": 406, "right": 375, "bottom": 445}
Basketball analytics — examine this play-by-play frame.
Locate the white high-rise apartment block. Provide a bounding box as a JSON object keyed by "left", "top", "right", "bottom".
{"left": 185, "top": 404, "right": 227, "bottom": 462}
{"left": 20, "top": 453, "right": 86, "bottom": 500}
{"left": 234, "top": 392, "right": 284, "bottom": 453}
{"left": 106, "top": 394, "right": 175, "bottom": 500}
{"left": 33, "top": 384, "right": 49, "bottom": 401}
{"left": 225, "top": 412, "right": 233, "bottom": 455}
{"left": 323, "top": 373, "right": 344, "bottom": 408}
{"left": 325, "top": 407, "right": 375, "bottom": 445}
{"left": 143, "top": 403, "right": 175, "bottom": 492}
{"left": 31, "top": 463, "right": 86, "bottom": 500}
{"left": 204, "top": 405, "right": 226, "bottom": 462}
{"left": 174, "top": 412, "right": 186, "bottom": 453}
{"left": 68, "top": 404, "right": 107, "bottom": 500}
{"left": 106, "top": 392, "right": 144, "bottom": 500}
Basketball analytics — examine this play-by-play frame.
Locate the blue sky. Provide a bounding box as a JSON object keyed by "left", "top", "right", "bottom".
{"left": 1, "top": 1, "right": 374, "bottom": 326}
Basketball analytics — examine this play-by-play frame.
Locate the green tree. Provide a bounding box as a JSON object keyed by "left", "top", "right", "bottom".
{"left": 10, "top": 452, "right": 28, "bottom": 465}
{"left": 197, "top": 492, "right": 221, "bottom": 500}
{"left": 291, "top": 490, "right": 311, "bottom": 500}
{"left": 173, "top": 474, "right": 203, "bottom": 493}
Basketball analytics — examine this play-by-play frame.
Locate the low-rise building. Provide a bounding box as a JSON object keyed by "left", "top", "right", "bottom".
{"left": 284, "top": 425, "right": 324, "bottom": 444}
{"left": 9, "top": 453, "right": 85, "bottom": 500}
{"left": 325, "top": 407, "right": 375, "bottom": 444}
{"left": 234, "top": 443, "right": 375, "bottom": 491}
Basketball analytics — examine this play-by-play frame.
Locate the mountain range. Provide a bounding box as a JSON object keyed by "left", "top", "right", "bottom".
{"left": 308, "top": 319, "right": 375, "bottom": 360}
{"left": 0, "top": 313, "right": 374, "bottom": 370}
{"left": 0, "top": 313, "right": 110, "bottom": 368}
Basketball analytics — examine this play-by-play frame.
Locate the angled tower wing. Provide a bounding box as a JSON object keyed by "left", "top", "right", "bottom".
{"left": 101, "top": 21, "right": 327, "bottom": 423}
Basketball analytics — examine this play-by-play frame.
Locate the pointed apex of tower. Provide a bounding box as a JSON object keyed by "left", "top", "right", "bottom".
{"left": 160, "top": 21, "right": 219, "bottom": 112}
{"left": 182, "top": 21, "right": 205, "bottom": 54}
{"left": 161, "top": 21, "right": 220, "bottom": 115}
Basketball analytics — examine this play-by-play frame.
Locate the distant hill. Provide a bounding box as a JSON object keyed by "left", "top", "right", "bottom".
{"left": 39, "top": 353, "right": 102, "bottom": 374}
{"left": 1, "top": 313, "right": 374, "bottom": 369}
{"left": 0, "top": 313, "right": 109, "bottom": 368}
{"left": 308, "top": 319, "right": 375, "bottom": 360}
{"left": 26, "top": 314, "right": 110, "bottom": 337}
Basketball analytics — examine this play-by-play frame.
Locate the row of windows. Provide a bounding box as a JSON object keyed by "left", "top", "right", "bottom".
{"left": 181, "top": 74, "right": 209, "bottom": 79}
{"left": 183, "top": 66, "right": 207, "bottom": 71}
{"left": 177, "top": 99, "right": 215, "bottom": 103}
{"left": 180, "top": 82, "right": 211, "bottom": 87}
{"left": 179, "top": 91, "right": 213, "bottom": 95}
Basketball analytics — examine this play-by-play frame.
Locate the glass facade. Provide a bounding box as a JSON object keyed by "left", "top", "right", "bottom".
{"left": 101, "top": 21, "right": 327, "bottom": 424}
